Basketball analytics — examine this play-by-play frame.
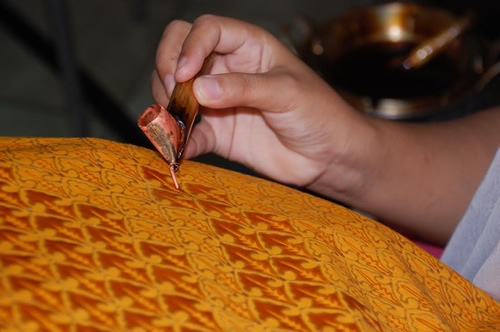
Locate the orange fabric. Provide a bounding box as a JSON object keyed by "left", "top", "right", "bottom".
{"left": 0, "top": 137, "right": 499, "bottom": 331}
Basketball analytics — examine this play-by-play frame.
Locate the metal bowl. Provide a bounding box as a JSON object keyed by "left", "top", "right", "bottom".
{"left": 288, "top": 2, "right": 500, "bottom": 119}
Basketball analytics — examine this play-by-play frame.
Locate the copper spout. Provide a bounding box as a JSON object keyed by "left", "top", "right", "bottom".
{"left": 138, "top": 104, "right": 182, "bottom": 188}
{"left": 138, "top": 54, "right": 214, "bottom": 189}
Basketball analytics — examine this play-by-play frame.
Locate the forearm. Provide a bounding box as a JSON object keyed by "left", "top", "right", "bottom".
{"left": 309, "top": 107, "right": 500, "bottom": 245}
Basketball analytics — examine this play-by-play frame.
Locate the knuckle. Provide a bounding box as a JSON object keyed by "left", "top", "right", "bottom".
{"left": 280, "top": 72, "right": 300, "bottom": 91}
{"left": 229, "top": 74, "right": 256, "bottom": 101}
{"left": 267, "top": 72, "right": 301, "bottom": 110}
{"left": 282, "top": 73, "right": 303, "bottom": 100}
{"left": 194, "top": 14, "right": 219, "bottom": 26}
{"left": 273, "top": 72, "right": 300, "bottom": 100}
{"left": 240, "top": 75, "right": 255, "bottom": 93}
{"left": 162, "top": 19, "right": 182, "bottom": 33}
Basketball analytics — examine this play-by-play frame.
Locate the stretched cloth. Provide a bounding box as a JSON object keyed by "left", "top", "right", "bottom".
{"left": 0, "top": 137, "right": 499, "bottom": 331}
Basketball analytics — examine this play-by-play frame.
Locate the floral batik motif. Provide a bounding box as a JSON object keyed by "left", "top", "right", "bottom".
{"left": 0, "top": 137, "right": 499, "bottom": 331}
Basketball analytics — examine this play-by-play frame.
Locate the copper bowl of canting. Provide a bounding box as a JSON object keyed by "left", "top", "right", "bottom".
{"left": 285, "top": 2, "right": 500, "bottom": 120}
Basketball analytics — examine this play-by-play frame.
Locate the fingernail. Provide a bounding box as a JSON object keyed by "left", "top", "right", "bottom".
{"left": 163, "top": 74, "right": 175, "bottom": 96}
{"left": 175, "top": 56, "right": 188, "bottom": 76}
{"left": 195, "top": 76, "right": 221, "bottom": 101}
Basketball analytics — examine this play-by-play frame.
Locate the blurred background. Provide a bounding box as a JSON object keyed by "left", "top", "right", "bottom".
{"left": 1, "top": 0, "right": 500, "bottom": 169}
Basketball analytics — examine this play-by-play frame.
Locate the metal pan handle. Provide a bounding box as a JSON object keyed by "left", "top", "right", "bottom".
{"left": 477, "top": 40, "right": 500, "bottom": 90}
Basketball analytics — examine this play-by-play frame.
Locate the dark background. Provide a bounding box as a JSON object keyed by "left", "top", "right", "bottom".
{"left": 1, "top": 0, "right": 499, "bottom": 162}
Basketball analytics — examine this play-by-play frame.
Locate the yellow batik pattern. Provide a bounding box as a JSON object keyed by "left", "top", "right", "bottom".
{"left": 0, "top": 137, "right": 499, "bottom": 331}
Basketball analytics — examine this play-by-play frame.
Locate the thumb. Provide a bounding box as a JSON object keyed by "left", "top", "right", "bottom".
{"left": 192, "top": 72, "right": 297, "bottom": 111}
{"left": 183, "top": 117, "right": 216, "bottom": 159}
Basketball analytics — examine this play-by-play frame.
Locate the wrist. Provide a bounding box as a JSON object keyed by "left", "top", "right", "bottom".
{"left": 306, "top": 114, "right": 382, "bottom": 204}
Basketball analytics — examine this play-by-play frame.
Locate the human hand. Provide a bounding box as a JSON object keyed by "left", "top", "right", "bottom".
{"left": 151, "top": 15, "right": 500, "bottom": 244}
{"left": 151, "top": 15, "right": 371, "bottom": 189}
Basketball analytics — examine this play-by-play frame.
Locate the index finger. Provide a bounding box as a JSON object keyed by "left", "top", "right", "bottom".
{"left": 155, "top": 19, "right": 192, "bottom": 93}
{"left": 173, "top": 15, "right": 270, "bottom": 81}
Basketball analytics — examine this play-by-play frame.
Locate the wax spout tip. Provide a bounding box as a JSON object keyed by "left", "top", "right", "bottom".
{"left": 169, "top": 164, "right": 180, "bottom": 190}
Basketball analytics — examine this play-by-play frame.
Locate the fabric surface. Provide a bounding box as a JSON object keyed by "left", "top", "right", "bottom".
{"left": 0, "top": 137, "right": 499, "bottom": 331}
{"left": 441, "top": 147, "right": 500, "bottom": 301}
